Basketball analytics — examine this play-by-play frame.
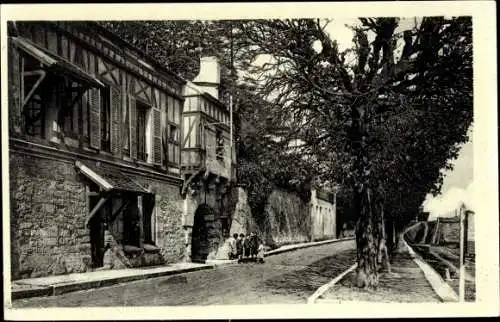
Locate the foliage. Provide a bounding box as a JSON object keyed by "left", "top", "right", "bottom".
{"left": 236, "top": 17, "right": 473, "bottom": 287}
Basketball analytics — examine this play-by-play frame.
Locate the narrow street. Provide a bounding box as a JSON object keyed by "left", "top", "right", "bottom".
{"left": 13, "top": 240, "right": 356, "bottom": 307}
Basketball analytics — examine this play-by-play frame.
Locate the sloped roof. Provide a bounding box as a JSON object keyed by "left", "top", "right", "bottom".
{"left": 75, "top": 161, "right": 151, "bottom": 194}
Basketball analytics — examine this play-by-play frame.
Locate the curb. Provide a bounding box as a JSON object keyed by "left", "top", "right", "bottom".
{"left": 12, "top": 238, "right": 355, "bottom": 301}
{"left": 12, "top": 264, "right": 214, "bottom": 300}
{"left": 307, "top": 263, "right": 357, "bottom": 304}
{"left": 307, "top": 224, "right": 457, "bottom": 304}
{"left": 403, "top": 224, "right": 459, "bottom": 302}
{"left": 265, "top": 237, "right": 355, "bottom": 257}
{"left": 11, "top": 286, "right": 52, "bottom": 301}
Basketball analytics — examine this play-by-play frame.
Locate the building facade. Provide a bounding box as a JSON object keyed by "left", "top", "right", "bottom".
{"left": 7, "top": 21, "right": 235, "bottom": 279}
{"left": 309, "top": 188, "right": 337, "bottom": 241}
{"left": 179, "top": 57, "right": 236, "bottom": 262}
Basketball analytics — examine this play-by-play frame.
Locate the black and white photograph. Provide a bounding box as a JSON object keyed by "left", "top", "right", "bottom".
{"left": 1, "top": 2, "right": 498, "bottom": 319}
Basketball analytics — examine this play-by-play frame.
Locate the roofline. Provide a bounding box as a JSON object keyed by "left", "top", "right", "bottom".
{"left": 61, "top": 21, "right": 187, "bottom": 85}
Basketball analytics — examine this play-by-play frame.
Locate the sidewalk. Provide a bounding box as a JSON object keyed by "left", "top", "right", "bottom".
{"left": 11, "top": 262, "right": 212, "bottom": 300}
{"left": 314, "top": 241, "right": 453, "bottom": 303}
{"left": 11, "top": 237, "right": 354, "bottom": 301}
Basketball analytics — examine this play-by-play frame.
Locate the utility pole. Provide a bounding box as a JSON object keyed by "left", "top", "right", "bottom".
{"left": 229, "top": 24, "right": 233, "bottom": 154}
{"left": 229, "top": 22, "right": 236, "bottom": 179}
{"left": 458, "top": 203, "right": 466, "bottom": 302}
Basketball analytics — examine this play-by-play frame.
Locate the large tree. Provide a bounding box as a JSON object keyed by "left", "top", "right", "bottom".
{"left": 236, "top": 17, "right": 473, "bottom": 287}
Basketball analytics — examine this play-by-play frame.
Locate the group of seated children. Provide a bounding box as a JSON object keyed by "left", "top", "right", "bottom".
{"left": 228, "top": 232, "right": 265, "bottom": 263}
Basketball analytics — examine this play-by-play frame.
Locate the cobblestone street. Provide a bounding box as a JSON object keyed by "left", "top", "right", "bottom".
{"left": 13, "top": 240, "right": 356, "bottom": 307}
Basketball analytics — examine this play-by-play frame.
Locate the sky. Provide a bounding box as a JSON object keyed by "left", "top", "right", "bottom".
{"left": 250, "top": 18, "right": 474, "bottom": 219}
{"left": 422, "top": 127, "right": 474, "bottom": 219}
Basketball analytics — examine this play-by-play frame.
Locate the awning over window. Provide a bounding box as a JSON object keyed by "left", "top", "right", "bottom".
{"left": 11, "top": 37, "right": 105, "bottom": 89}
{"left": 75, "top": 161, "right": 151, "bottom": 194}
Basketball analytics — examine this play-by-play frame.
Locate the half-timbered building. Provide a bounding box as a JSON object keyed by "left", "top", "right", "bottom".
{"left": 7, "top": 21, "right": 237, "bottom": 279}
{"left": 180, "top": 57, "right": 236, "bottom": 262}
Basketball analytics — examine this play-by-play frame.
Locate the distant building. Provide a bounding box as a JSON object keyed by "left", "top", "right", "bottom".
{"left": 309, "top": 188, "right": 337, "bottom": 241}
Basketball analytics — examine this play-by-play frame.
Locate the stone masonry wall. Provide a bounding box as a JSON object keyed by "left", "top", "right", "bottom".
{"left": 140, "top": 179, "right": 185, "bottom": 263}
{"left": 196, "top": 186, "right": 339, "bottom": 259}
{"left": 9, "top": 152, "right": 89, "bottom": 280}
{"left": 262, "top": 188, "right": 311, "bottom": 246}
{"left": 9, "top": 151, "right": 186, "bottom": 279}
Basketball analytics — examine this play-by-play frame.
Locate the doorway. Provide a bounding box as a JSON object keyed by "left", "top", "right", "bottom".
{"left": 190, "top": 204, "right": 213, "bottom": 263}
{"left": 88, "top": 195, "right": 108, "bottom": 268}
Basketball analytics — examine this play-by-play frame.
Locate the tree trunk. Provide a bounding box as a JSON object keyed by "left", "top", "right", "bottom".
{"left": 385, "top": 216, "right": 395, "bottom": 257}
{"left": 350, "top": 102, "right": 379, "bottom": 288}
{"left": 375, "top": 204, "right": 391, "bottom": 273}
{"left": 354, "top": 187, "right": 379, "bottom": 288}
{"left": 393, "top": 219, "right": 407, "bottom": 253}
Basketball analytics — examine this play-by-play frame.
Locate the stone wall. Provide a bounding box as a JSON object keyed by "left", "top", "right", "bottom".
{"left": 181, "top": 181, "right": 233, "bottom": 262}
{"left": 138, "top": 179, "right": 185, "bottom": 263}
{"left": 195, "top": 186, "right": 339, "bottom": 260}
{"left": 260, "top": 188, "right": 311, "bottom": 246}
{"left": 9, "top": 150, "right": 186, "bottom": 279}
{"left": 9, "top": 152, "right": 89, "bottom": 279}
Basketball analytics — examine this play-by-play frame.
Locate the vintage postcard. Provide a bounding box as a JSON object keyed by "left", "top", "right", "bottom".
{"left": 2, "top": 1, "right": 498, "bottom": 320}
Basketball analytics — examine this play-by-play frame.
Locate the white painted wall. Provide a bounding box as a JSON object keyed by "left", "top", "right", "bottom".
{"left": 309, "top": 189, "right": 336, "bottom": 241}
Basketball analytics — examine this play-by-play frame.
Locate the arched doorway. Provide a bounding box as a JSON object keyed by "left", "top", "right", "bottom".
{"left": 191, "top": 204, "right": 215, "bottom": 263}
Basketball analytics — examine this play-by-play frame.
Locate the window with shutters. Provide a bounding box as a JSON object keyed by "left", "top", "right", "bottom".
{"left": 100, "top": 86, "right": 111, "bottom": 152}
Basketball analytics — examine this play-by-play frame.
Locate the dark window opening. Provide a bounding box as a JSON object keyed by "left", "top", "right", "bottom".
{"left": 63, "top": 81, "right": 83, "bottom": 139}
{"left": 142, "top": 194, "right": 156, "bottom": 245}
{"left": 136, "top": 102, "right": 148, "bottom": 162}
{"left": 122, "top": 100, "right": 130, "bottom": 156}
{"left": 169, "top": 124, "right": 179, "bottom": 143}
{"left": 24, "top": 93, "right": 45, "bottom": 137}
{"left": 123, "top": 197, "right": 141, "bottom": 248}
{"left": 100, "top": 86, "right": 111, "bottom": 152}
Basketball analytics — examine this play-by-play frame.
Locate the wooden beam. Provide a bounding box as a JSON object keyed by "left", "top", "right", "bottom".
{"left": 85, "top": 194, "right": 111, "bottom": 227}
{"left": 22, "top": 70, "right": 46, "bottom": 107}
{"left": 181, "top": 167, "right": 205, "bottom": 196}
{"left": 109, "top": 199, "right": 131, "bottom": 223}
{"left": 75, "top": 161, "right": 113, "bottom": 191}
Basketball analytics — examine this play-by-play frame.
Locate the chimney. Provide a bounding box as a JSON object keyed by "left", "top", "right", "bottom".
{"left": 193, "top": 56, "right": 221, "bottom": 100}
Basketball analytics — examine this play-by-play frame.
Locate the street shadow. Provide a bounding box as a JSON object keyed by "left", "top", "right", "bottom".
{"left": 258, "top": 249, "right": 357, "bottom": 299}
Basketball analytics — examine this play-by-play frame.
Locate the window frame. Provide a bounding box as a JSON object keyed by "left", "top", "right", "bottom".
{"left": 135, "top": 100, "right": 150, "bottom": 162}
